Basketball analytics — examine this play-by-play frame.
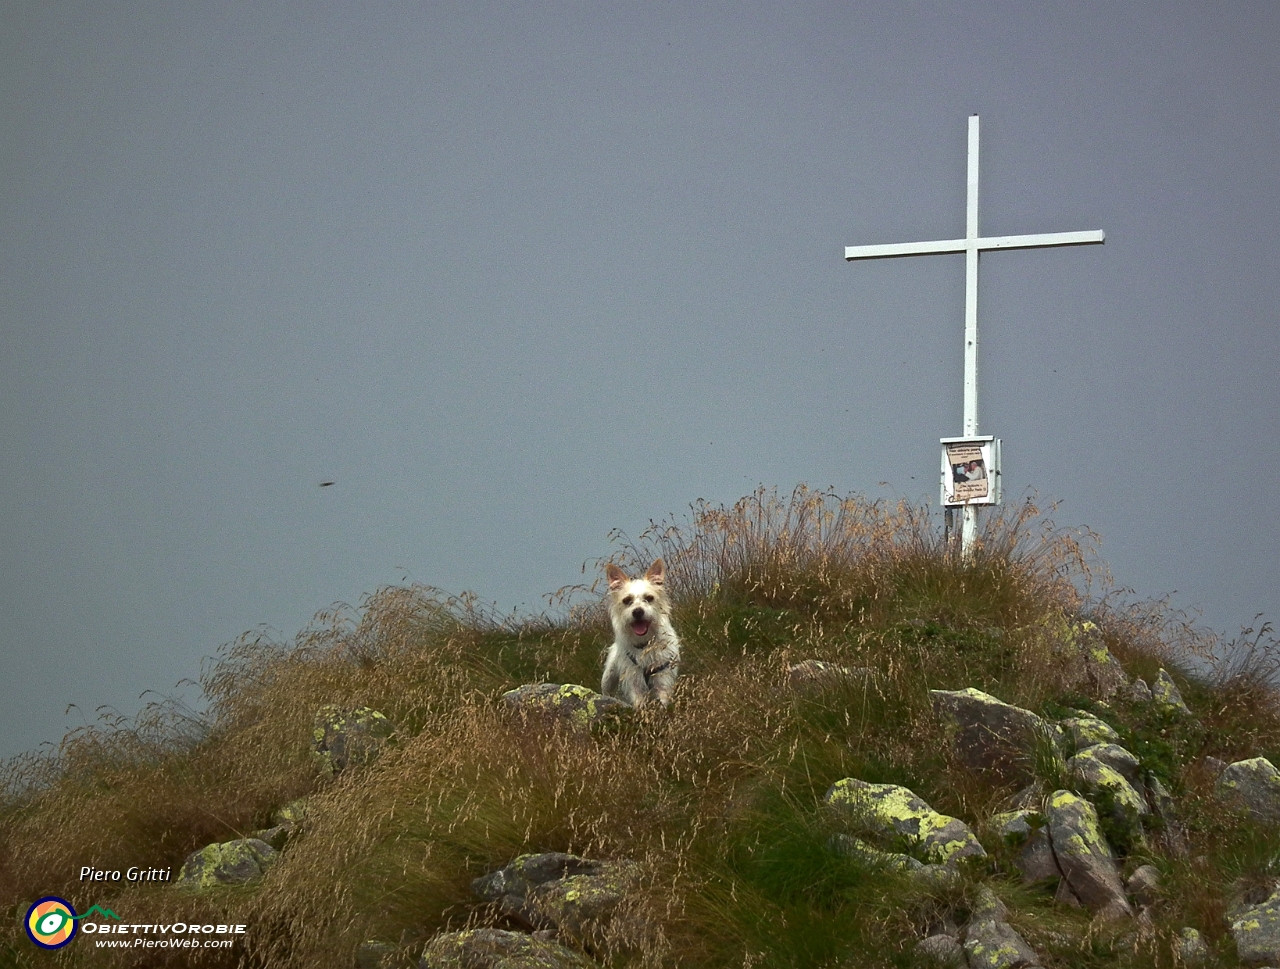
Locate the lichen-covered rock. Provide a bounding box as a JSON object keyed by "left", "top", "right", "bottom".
{"left": 1128, "top": 678, "right": 1153, "bottom": 703}
{"left": 1061, "top": 714, "right": 1121, "bottom": 750}
{"left": 1178, "top": 927, "right": 1208, "bottom": 965}
{"left": 418, "top": 928, "right": 596, "bottom": 968}
{"left": 916, "top": 933, "right": 965, "bottom": 967}
{"left": 963, "top": 918, "right": 1041, "bottom": 969}
{"left": 501, "top": 684, "right": 631, "bottom": 730}
{"left": 472, "top": 852, "right": 641, "bottom": 946}
{"left": 1232, "top": 889, "right": 1280, "bottom": 965}
{"left": 1045, "top": 790, "right": 1132, "bottom": 919}
{"left": 963, "top": 888, "right": 1042, "bottom": 969}
{"left": 930, "top": 688, "right": 1055, "bottom": 779}
{"left": 824, "top": 778, "right": 986, "bottom": 865}
{"left": 1218, "top": 757, "right": 1280, "bottom": 823}
{"left": 829, "top": 833, "right": 924, "bottom": 872}
{"left": 1151, "top": 669, "right": 1192, "bottom": 717}
{"left": 272, "top": 797, "right": 312, "bottom": 828}
{"left": 312, "top": 705, "right": 395, "bottom": 775}
{"left": 1066, "top": 745, "right": 1148, "bottom": 845}
{"left": 1077, "top": 627, "right": 1130, "bottom": 700}
{"left": 1076, "top": 743, "right": 1143, "bottom": 787}
{"left": 787, "top": 660, "right": 873, "bottom": 693}
{"left": 988, "top": 810, "right": 1061, "bottom": 886}
{"left": 1146, "top": 776, "right": 1189, "bottom": 856}
{"left": 176, "top": 837, "right": 277, "bottom": 888}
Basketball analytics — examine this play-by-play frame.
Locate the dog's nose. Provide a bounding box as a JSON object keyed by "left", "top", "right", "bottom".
{"left": 632, "top": 607, "right": 645, "bottom": 620}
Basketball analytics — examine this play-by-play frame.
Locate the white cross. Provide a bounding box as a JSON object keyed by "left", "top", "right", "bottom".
{"left": 844, "top": 115, "right": 1104, "bottom": 549}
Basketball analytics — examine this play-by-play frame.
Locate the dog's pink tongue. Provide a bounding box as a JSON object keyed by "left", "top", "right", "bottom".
{"left": 632, "top": 620, "right": 650, "bottom": 637}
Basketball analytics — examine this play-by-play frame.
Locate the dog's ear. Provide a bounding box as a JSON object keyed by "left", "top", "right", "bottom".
{"left": 606, "top": 563, "right": 629, "bottom": 590}
{"left": 645, "top": 559, "right": 665, "bottom": 586}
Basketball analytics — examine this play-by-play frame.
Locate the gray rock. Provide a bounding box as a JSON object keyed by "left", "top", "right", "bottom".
{"left": 1152, "top": 669, "right": 1192, "bottom": 717}
{"left": 787, "top": 660, "right": 873, "bottom": 693}
{"left": 312, "top": 705, "right": 395, "bottom": 775}
{"left": 472, "top": 853, "right": 641, "bottom": 946}
{"left": 824, "top": 778, "right": 986, "bottom": 865}
{"left": 500, "top": 684, "right": 631, "bottom": 730}
{"left": 418, "top": 929, "right": 596, "bottom": 968}
{"left": 1232, "top": 889, "right": 1280, "bottom": 965}
{"left": 964, "top": 909, "right": 1041, "bottom": 969}
{"left": 829, "top": 833, "right": 924, "bottom": 872}
{"left": 249, "top": 824, "right": 289, "bottom": 851}
{"left": 1146, "top": 776, "right": 1189, "bottom": 856}
{"left": 1078, "top": 743, "right": 1143, "bottom": 788}
{"left": 986, "top": 811, "right": 1060, "bottom": 886}
{"left": 1128, "top": 678, "right": 1152, "bottom": 703}
{"left": 929, "top": 688, "right": 1055, "bottom": 779}
{"left": 1045, "top": 790, "right": 1132, "bottom": 919}
{"left": 1218, "top": 758, "right": 1280, "bottom": 823}
{"left": 176, "top": 837, "right": 277, "bottom": 888}
{"left": 915, "top": 933, "right": 965, "bottom": 968}
{"left": 1066, "top": 745, "right": 1148, "bottom": 846}
{"left": 1126, "top": 865, "right": 1160, "bottom": 907}
{"left": 1178, "top": 927, "right": 1208, "bottom": 965}
{"left": 1061, "top": 714, "right": 1121, "bottom": 751}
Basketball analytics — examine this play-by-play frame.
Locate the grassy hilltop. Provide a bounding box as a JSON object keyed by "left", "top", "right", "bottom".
{"left": 3, "top": 486, "right": 1280, "bottom": 968}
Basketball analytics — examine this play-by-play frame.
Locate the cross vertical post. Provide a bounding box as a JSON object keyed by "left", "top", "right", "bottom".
{"left": 843, "top": 115, "right": 1104, "bottom": 554}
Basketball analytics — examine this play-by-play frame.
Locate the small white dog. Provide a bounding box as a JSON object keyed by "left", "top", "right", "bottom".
{"left": 600, "top": 559, "right": 681, "bottom": 709}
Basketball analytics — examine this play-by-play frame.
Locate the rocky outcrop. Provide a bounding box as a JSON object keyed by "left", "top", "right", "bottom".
{"left": 824, "top": 778, "right": 986, "bottom": 865}
{"left": 988, "top": 810, "right": 1061, "bottom": 886}
{"left": 1066, "top": 744, "right": 1148, "bottom": 846}
{"left": 1218, "top": 757, "right": 1280, "bottom": 823}
{"left": 930, "top": 688, "right": 1055, "bottom": 779}
{"left": 962, "top": 887, "right": 1043, "bottom": 969}
{"left": 418, "top": 928, "right": 596, "bottom": 968}
{"left": 1151, "top": 669, "right": 1192, "bottom": 717}
{"left": 312, "top": 705, "right": 395, "bottom": 775}
{"left": 1044, "top": 791, "right": 1131, "bottom": 919}
{"left": 471, "top": 852, "right": 642, "bottom": 947}
{"left": 915, "top": 933, "right": 965, "bottom": 967}
{"left": 1061, "top": 713, "right": 1121, "bottom": 750}
{"left": 500, "top": 684, "right": 631, "bottom": 730}
{"left": 176, "top": 837, "right": 277, "bottom": 888}
{"left": 1232, "top": 887, "right": 1280, "bottom": 965}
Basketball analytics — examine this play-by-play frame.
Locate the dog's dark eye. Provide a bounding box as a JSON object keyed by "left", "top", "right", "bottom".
{"left": 621, "top": 595, "right": 633, "bottom": 606}
{"left": 643, "top": 594, "right": 655, "bottom": 603}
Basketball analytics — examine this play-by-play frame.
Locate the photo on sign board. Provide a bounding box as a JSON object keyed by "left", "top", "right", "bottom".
{"left": 940, "top": 438, "right": 1000, "bottom": 506}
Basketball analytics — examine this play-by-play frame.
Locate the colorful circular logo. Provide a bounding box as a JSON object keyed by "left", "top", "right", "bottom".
{"left": 25, "top": 896, "right": 78, "bottom": 949}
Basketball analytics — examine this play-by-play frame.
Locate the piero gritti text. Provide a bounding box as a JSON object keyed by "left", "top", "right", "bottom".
{"left": 80, "top": 866, "right": 172, "bottom": 882}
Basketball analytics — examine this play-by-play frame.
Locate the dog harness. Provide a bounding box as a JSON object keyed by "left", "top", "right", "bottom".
{"left": 630, "top": 652, "right": 676, "bottom": 687}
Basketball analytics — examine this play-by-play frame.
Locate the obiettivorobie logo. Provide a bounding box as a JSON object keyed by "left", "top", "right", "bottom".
{"left": 24, "top": 896, "right": 247, "bottom": 951}
{"left": 24, "top": 897, "right": 120, "bottom": 950}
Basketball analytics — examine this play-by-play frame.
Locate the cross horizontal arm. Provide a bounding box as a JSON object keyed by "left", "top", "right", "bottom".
{"left": 844, "top": 228, "right": 1104, "bottom": 261}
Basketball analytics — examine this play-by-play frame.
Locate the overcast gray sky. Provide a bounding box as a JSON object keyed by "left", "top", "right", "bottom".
{"left": 3, "top": 2, "right": 1278, "bottom": 760}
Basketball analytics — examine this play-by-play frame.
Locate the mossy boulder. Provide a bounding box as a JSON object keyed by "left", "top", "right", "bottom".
{"left": 418, "top": 928, "right": 596, "bottom": 968}
{"left": 829, "top": 833, "right": 925, "bottom": 872}
{"left": 312, "top": 705, "right": 395, "bottom": 775}
{"left": 930, "top": 688, "right": 1056, "bottom": 780}
{"left": 824, "top": 778, "right": 985, "bottom": 865}
{"left": 1218, "top": 757, "right": 1280, "bottom": 823}
{"left": 1044, "top": 790, "right": 1131, "bottom": 919}
{"left": 176, "top": 837, "right": 277, "bottom": 888}
{"left": 500, "top": 684, "right": 631, "bottom": 730}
